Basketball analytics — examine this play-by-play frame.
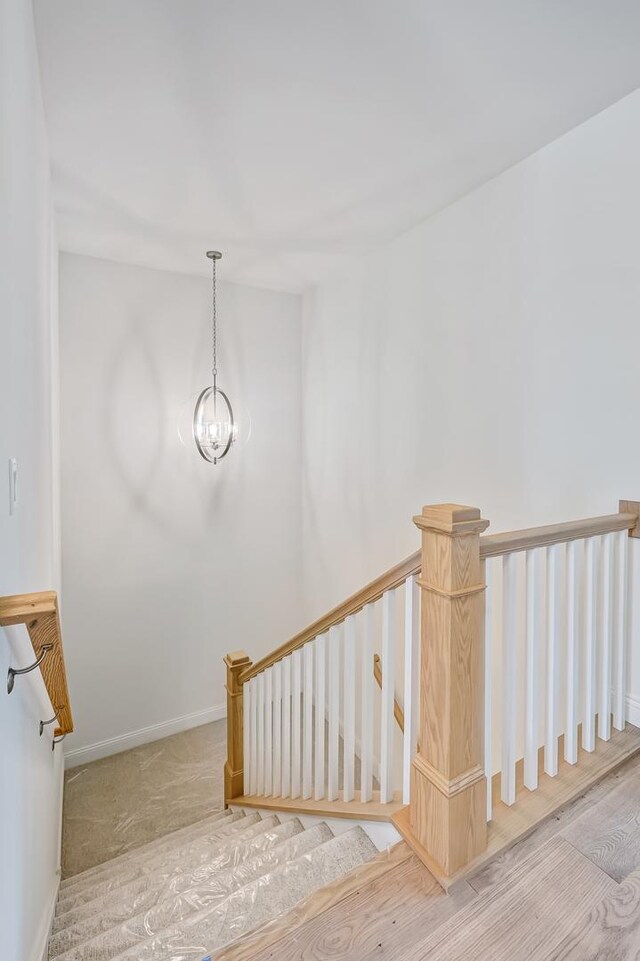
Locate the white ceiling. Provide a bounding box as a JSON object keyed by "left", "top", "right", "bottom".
{"left": 35, "top": 0, "right": 640, "bottom": 293}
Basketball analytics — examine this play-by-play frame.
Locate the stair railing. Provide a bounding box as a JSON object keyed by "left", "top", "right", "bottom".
{"left": 224, "top": 553, "right": 421, "bottom": 809}
{"left": 225, "top": 498, "right": 640, "bottom": 883}
{"left": 403, "top": 500, "right": 640, "bottom": 882}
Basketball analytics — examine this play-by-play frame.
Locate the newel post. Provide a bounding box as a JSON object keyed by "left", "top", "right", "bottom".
{"left": 224, "top": 650, "right": 252, "bottom": 806}
{"left": 410, "top": 504, "right": 490, "bottom": 877}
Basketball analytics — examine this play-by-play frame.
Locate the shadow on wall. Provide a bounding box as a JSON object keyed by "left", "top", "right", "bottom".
{"left": 103, "top": 313, "right": 236, "bottom": 548}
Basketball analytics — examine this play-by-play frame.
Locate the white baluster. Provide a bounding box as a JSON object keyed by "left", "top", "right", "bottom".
{"left": 291, "top": 648, "right": 302, "bottom": 799}
{"left": 256, "top": 672, "right": 265, "bottom": 795}
{"left": 302, "top": 642, "right": 313, "bottom": 799}
{"left": 327, "top": 624, "right": 341, "bottom": 801}
{"left": 243, "top": 676, "right": 251, "bottom": 796}
{"left": 613, "top": 530, "right": 629, "bottom": 732}
{"left": 598, "top": 534, "right": 613, "bottom": 742}
{"left": 361, "top": 603, "right": 375, "bottom": 802}
{"left": 272, "top": 660, "right": 282, "bottom": 796}
{"left": 343, "top": 615, "right": 356, "bottom": 802}
{"left": 545, "top": 544, "right": 560, "bottom": 776}
{"left": 524, "top": 549, "right": 540, "bottom": 791}
{"left": 281, "top": 655, "right": 291, "bottom": 798}
{"left": 403, "top": 575, "right": 420, "bottom": 806}
{"left": 314, "top": 633, "right": 326, "bottom": 800}
{"left": 583, "top": 536, "right": 597, "bottom": 752}
{"left": 565, "top": 539, "right": 579, "bottom": 764}
{"left": 249, "top": 677, "right": 258, "bottom": 794}
{"left": 501, "top": 552, "right": 517, "bottom": 805}
{"left": 264, "top": 667, "right": 273, "bottom": 796}
{"left": 380, "top": 588, "right": 396, "bottom": 804}
{"left": 484, "top": 559, "right": 493, "bottom": 821}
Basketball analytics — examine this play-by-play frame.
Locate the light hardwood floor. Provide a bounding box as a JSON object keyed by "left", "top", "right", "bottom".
{"left": 223, "top": 752, "right": 640, "bottom": 960}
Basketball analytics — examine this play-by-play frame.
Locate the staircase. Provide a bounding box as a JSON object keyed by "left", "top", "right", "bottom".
{"left": 227, "top": 500, "right": 640, "bottom": 887}
{"left": 48, "top": 808, "right": 377, "bottom": 961}
{"left": 35, "top": 496, "right": 640, "bottom": 957}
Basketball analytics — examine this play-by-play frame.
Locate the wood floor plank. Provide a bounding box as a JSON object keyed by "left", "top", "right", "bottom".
{"left": 485, "top": 726, "right": 640, "bottom": 868}
{"left": 470, "top": 756, "right": 640, "bottom": 893}
{"left": 228, "top": 856, "right": 475, "bottom": 961}
{"left": 561, "top": 767, "right": 640, "bottom": 882}
{"left": 394, "top": 838, "right": 617, "bottom": 961}
{"left": 215, "top": 841, "right": 416, "bottom": 961}
{"left": 548, "top": 871, "right": 640, "bottom": 960}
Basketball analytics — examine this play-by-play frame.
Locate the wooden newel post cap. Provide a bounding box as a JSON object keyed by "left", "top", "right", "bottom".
{"left": 413, "top": 504, "right": 490, "bottom": 536}
{"left": 224, "top": 651, "right": 252, "bottom": 671}
{"left": 224, "top": 651, "right": 252, "bottom": 697}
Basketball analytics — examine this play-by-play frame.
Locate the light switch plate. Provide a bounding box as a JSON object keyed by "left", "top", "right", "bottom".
{"left": 8, "top": 458, "right": 17, "bottom": 515}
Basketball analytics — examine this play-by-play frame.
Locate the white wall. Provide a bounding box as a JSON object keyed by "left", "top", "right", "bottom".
{"left": 59, "top": 253, "right": 302, "bottom": 763}
{"left": 0, "top": 0, "right": 63, "bottom": 958}
{"left": 301, "top": 89, "right": 640, "bottom": 629}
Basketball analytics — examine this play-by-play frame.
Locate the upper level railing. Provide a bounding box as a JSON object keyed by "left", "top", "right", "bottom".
{"left": 481, "top": 507, "right": 638, "bottom": 820}
{"left": 0, "top": 591, "right": 73, "bottom": 741}
{"left": 224, "top": 498, "right": 640, "bottom": 882}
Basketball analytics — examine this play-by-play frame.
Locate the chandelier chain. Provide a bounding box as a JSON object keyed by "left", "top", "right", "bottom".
{"left": 211, "top": 255, "right": 217, "bottom": 389}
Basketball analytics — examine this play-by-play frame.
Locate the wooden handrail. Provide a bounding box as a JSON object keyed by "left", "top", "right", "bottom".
{"left": 240, "top": 550, "right": 421, "bottom": 683}
{"left": 0, "top": 591, "right": 73, "bottom": 737}
{"left": 241, "top": 508, "right": 640, "bottom": 686}
{"left": 373, "top": 654, "right": 405, "bottom": 732}
{"left": 480, "top": 510, "right": 637, "bottom": 559}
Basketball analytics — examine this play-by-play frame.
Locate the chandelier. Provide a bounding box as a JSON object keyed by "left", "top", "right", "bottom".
{"left": 192, "top": 251, "right": 237, "bottom": 464}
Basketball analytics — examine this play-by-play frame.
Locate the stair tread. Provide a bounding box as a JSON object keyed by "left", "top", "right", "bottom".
{"left": 48, "top": 822, "right": 333, "bottom": 960}
{"left": 50, "top": 826, "right": 377, "bottom": 961}
{"left": 52, "top": 815, "right": 288, "bottom": 932}
{"left": 55, "top": 813, "right": 266, "bottom": 917}
{"left": 52, "top": 816, "right": 294, "bottom": 934}
{"left": 59, "top": 808, "right": 230, "bottom": 891}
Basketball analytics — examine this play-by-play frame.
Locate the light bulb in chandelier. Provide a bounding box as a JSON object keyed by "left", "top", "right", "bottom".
{"left": 193, "top": 384, "right": 237, "bottom": 462}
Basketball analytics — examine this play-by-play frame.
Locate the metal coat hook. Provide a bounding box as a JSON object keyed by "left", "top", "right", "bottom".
{"left": 7, "top": 644, "right": 53, "bottom": 694}
{"left": 52, "top": 733, "right": 66, "bottom": 751}
{"left": 40, "top": 705, "right": 64, "bottom": 736}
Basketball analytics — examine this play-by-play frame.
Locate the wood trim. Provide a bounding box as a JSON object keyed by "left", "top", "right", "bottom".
{"left": 412, "top": 755, "right": 484, "bottom": 799}
{"left": 232, "top": 789, "right": 404, "bottom": 822}
{"left": 373, "top": 653, "right": 405, "bottom": 732}
{"left": 0, "top": 591, "right": 73, "bottom": 736}
{"left": 240, "top": 551, "right": 421, "bottom": 682}
{"left": 480, "top": 511, "right": 637, "bottom": 558}
{"left": 224, "top": 651, "right": 251, "bottom": 805}
{"left": 619, "top": 501, "right": 640, "bottom": 537}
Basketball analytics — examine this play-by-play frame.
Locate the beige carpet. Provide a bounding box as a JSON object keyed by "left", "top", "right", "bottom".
{"left": 61, "top": 720, "right": 227, "bottom": 878}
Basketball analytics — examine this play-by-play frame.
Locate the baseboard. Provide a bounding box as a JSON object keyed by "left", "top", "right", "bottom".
{"left": 63, "top": 704, "right": 226, "bottom": 768}
{"left": 627, "top": 695, "right": 640, "bottom": 727}
{"left": 34, "top": 873, "right": 59, "bottom": 961}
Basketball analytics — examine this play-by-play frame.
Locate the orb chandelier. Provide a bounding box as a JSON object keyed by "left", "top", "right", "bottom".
{"left": 193, "top": 251, "right": 237, "bottom": 464}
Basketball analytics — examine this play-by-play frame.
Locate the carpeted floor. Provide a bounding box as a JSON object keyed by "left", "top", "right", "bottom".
{"left": 61, "top": 720, "right": 227, "bottom": 877}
